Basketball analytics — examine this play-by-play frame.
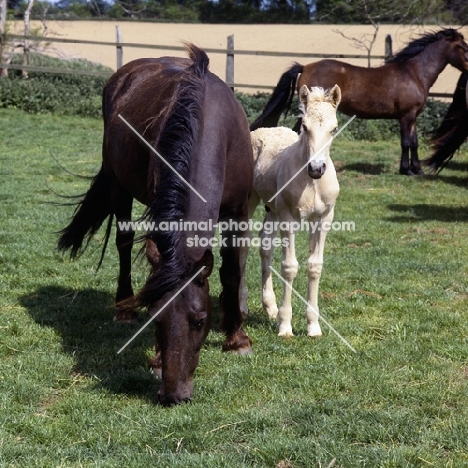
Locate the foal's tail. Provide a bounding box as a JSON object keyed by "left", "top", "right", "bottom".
{"left": 249, "top": 63, "right": 303, "bottom": 131}
{"left": 57, "top": 166, "right": 113, "bottom": 269}
{"left": 423, "top": 72, "right": 468, "bottom": 172}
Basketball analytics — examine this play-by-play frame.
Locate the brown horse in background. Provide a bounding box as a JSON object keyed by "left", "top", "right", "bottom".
{"left": 423, "top": 72, "right": 468, "bottom": 172}
{"left": 58, "top": 44, "right": 254, "bottom": 405}
{"left": 250, "top": 29, "right": 468, "bottom": 176}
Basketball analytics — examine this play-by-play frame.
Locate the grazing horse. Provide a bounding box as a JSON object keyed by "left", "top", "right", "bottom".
{"left": 250, "top": 29, "right": 468, "bottom": 176}
{"left": 58, "top": 44, "right": 254, "bottom": 405}
{"left": 423, "top": 72, "right": 468, "bottom": 172}
{"left": 248, "top": 85, "right": 340, "bottom": 337}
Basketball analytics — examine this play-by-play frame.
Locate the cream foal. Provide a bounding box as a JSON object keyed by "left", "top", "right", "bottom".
{"left": 248, "top": 85, "right": 341, "bottom": 337}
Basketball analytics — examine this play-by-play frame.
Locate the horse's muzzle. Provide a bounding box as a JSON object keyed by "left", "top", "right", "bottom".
{"left": 158, "top": 390, "right": 192, "bottom": 406}
{"left": 308, "top": 162, "right": 326, "bottom": 179}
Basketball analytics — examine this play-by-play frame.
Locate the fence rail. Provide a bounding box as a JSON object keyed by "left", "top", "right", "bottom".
{"left": 1, "top": 33, "right": 454, "bottom": 99}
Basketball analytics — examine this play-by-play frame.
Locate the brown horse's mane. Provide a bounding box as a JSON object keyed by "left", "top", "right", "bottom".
{"left": 136, "top": 44, "right": 209, "bottom": 308}
{"left": 386, "top": 28, "right": 463, "bottom": 63}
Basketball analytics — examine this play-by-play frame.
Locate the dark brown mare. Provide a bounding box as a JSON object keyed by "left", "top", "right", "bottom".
{"left": 58, "top": 44, "right": 254, "bottom": 405}
{"left": 423, "top": 72, "right": 468, "bottom": 172}
{"left": 250, "top": 29, "right": 468, "bottom": 176}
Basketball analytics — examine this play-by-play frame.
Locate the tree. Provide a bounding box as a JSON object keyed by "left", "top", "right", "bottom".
{"left": 0, "top": 0, "right": 7, "bottom": 77}
{"left": 316, "top": 0, "right": 446, "bottom": 24}
{"left": 22, "top": 0, "right": 35, "bottom": 78}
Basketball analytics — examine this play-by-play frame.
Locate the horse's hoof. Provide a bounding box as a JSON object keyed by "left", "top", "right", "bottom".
{"left": 236, "top": 347, "right": 253, "bottom": 356}
{"left": 222, "top": 330, "right": 253, "bottom": 354}
{"left": 149, "top": 355, "right": 162, "bottom": 379}
{"left": 409, "top": 168, "right": 424, "bottom": 176}
{"left": 113, "top": 310, "right": 139, "bottom": 324}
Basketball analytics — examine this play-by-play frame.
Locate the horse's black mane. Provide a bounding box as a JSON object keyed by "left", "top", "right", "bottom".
{"left": 136, "top": 44, "right": 208, "bottom": 308}
{"left": 386, "top": 28, "right": 463, "bottom": 63}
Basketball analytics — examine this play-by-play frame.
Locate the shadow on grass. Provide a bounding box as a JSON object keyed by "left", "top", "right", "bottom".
{"left": 19, "top": 286, "right": 265, "bottom": 400}
{"left": 386, "top": 203, "right": 468, "bottom": 223}
{"left": 437, "top": 160, "right": 468, "bottom": 173}
{"left": 20, "top": 285, "right": 161, "bottom": 404}
{"left": 339, "top": 162, "right": 387, "bottom": 175}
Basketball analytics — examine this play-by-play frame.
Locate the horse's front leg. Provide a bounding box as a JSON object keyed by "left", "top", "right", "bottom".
{"left": 112, "top": 186, "right": 137, "bottom": 323}
{"left": 260, "top": 211, "right": 279, "bottom": 320}
{"left": 277, "top": 225, "right": 298, "bottom": 337}
{"left": 399, "top": 115, "right": 423, "bottom": 176}
{"left": 306, "top": 210, "right": 334, "bottom": 338}
{"left": 219, "top": 226, "right": 252, "bottom": 355}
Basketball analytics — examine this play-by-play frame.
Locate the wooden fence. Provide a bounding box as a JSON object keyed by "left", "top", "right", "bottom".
{"left": 0, "top": 31, "right": 453, "bottom": 99}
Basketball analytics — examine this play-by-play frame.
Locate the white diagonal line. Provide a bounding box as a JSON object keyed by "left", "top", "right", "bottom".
{"left": 268, "top": 115, "right": 356, "bottom": 203}
{"left": 118, "top": 114, "right": 207, "bottom": 203}
{"left": 117, "top": 266, "right": 206, "bottom": 354}
{"left": 269, "top": 265, "right": 357, "bottom": 353}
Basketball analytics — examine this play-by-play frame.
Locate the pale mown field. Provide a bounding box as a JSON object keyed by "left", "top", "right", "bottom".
{"left": 12, "top": 20, "right": 468, "bottom": 94}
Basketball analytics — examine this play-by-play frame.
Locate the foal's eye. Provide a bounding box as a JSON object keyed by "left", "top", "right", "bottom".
{"left": 331, "top": 127, "right": 338, "bottom": 135}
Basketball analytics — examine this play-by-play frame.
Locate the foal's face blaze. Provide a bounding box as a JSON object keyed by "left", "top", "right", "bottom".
{"left": 145, "top": 241, "right": 214, "bottom": 406}
{"left": 299, "top": 84, "right": 341, "bottom": 180}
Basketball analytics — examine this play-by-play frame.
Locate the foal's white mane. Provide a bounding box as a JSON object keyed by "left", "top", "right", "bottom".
{"left": 298, "top": 86, "right": 330, "bottom": 117}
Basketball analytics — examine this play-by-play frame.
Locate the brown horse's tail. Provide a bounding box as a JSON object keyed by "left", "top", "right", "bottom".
{"left": 250, "top": 63, "right": 303, "bottom": 131}
{"left": 57, "top": 166, "right": 113, "bottom": 269}
{"left": 423, "top": 72, "right": 468, "bottom": 172}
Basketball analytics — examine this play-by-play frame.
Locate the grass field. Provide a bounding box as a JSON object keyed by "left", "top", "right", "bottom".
{"left": 1, "top": 108, "right": 468, "bottom": 467}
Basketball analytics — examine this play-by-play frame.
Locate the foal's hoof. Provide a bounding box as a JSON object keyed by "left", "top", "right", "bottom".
{"left": 278, "top": 324, "right": 294, "bottom": 338}
{"left": 113, "top": 309, "right": 139, "bottom": 324}
{"left": 307, "top": 323, "right": 323, "bottom": 338}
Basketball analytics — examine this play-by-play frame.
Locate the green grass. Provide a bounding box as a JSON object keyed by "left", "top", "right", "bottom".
{"left": 1, "top": 108, "right": 468, "bottom": 467}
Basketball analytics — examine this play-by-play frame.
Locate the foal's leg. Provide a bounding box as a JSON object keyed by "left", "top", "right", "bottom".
{"left": 306, "top": 211, "right": 334, "bottom": 338}
{"left": 259, "top": 211, "right": 279, "bottom": 320}
{"left": 111, "top": 185, "right": 137, "bottom": 323}
{"left": 219, "top": 227, "right": 252, "bottom": 354}
{"left": 277, "top": 225, "right": 298, "bottom": 337}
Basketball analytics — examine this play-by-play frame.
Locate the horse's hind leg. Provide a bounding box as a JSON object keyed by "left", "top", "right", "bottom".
{"left": 111, "top": 184, "right": 137, "bottom": 323}
{"left": 259, "top": 211, "right": 279, "bottom": 320}
{"left": 219, "top": 226, "right": 252, "bottom": 355}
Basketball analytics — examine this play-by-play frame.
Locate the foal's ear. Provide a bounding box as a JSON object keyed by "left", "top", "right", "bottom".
{"left": 145, "top": 237, "right": 161, "bottom": 270}
{"left": 299, "top": 85, "right": 310, "bottom": 106}
{"left": 329, "top": 84, "right": 341, "bottom": 108}
{"left": 192, "top": 249, "right": 214, "bottom": 285}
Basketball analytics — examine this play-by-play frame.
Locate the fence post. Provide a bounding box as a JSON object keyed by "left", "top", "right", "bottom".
{"left": 385, "top": 34, "right": 393, "bottom": 61}
{"left": 116, "top": 25, "right": 123, "bottom": 69}
{"left": 226, "top": 34, "right": 234, "bottom": 91}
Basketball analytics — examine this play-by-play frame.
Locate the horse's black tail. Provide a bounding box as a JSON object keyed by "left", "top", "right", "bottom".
{"left": 57, "top": 166, "right": 113, "bottom": 268}
{"left": 423, "top": 72, "right": 468, "bottom": 172}
{"left": 250, "top": 63, "right": 304, "bottom": 131}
